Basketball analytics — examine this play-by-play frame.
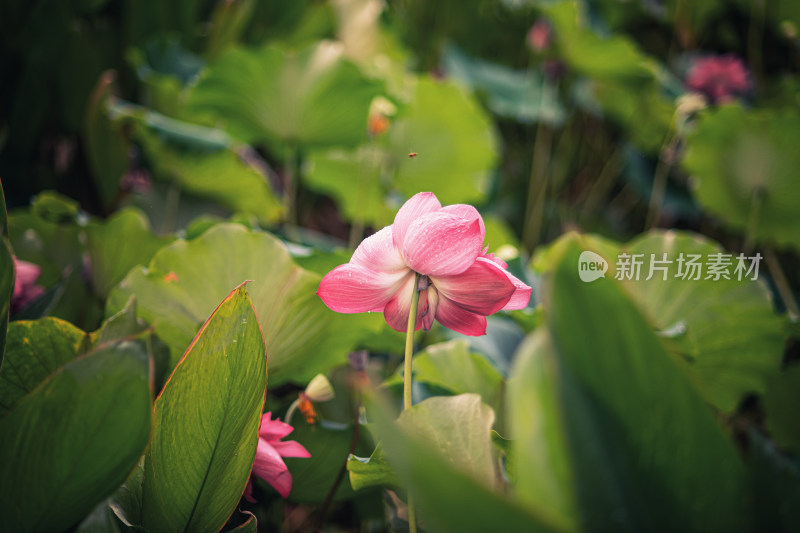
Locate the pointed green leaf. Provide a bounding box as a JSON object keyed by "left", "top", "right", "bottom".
{"left": 191, "top": 41, "right": 383, "bottom": 148}
{"left": 141, "top": 284, "right": 267, "bottom": 532}
{"left": 526, "top": 235, "right": 749, "bottom": 532}
{"left": 108, "top": 224, "right": 381, "bottom": 384}
{"left": 0, "top": 317, "right": 89, "bottom": 417}
{"left": 507, "top": 330, "right": 577, "bottom": 532}
{"left": 0, "top": 342, "right": 151, "bottom": 532}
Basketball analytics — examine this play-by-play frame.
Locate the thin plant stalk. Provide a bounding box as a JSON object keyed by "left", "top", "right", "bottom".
{"left": 765, "top": 248, "right": 800, "bottom": 321}
{"left": 743, "top": 188, "right": 764, "bottom": 253}
{"left": 285, "top": 144, "right": 298, "bottom": 228}
{"left": 522, "top": 123, "right": 553, "bottom": 253}
{"left": 161, "top": 182, "right": 181, "bottom": 234}
{"left": 645, "top": 134, "right": 675, "bottom": 230}
{"left": 403, "top": 273, "right": 421, "bottom": 533}
{"left": 348, "top": 144, "right": 371, "bottom": 250}
{"left": 579, "top": 147, "right": 622, "bottom": 220}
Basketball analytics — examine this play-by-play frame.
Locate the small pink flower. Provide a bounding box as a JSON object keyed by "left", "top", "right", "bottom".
{"left": 685, "top": 55, "right": 751, "bottom": 105}
{"left": 11, "top": 257, "right": 45, "bottom": 312}
{"left": 317, "top": 192, "right": 531, "bottom": 336}
{"left": 245, "top": 412, "right": 311, "bottom": 501}
{"left": 527, "top": 19, "right": 552, "bottom": 52}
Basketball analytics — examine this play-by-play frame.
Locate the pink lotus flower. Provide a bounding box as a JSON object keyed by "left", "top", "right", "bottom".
{"left": 245, "top": 412, "right": 311, "bottom": 501}
{"left": 11, "top": 257, "right": 45, "bottom": 313}
{"left": 527, "top": 19, "right": 552, "bottom": 52}
{"left": 685, "top": 55, "right": 751, "bottom": 105}
{"left": 317, "top": 192, "right": 531, "bottom": 336}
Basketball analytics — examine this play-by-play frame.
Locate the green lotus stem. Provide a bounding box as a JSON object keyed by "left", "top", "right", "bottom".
{"left": 404, "top": 273, "right": 420, "bottom": 411}
{"left": 403, "top": 272, "right": 421, "bottom": 533}
{"left": 743, "top": 188, "right": 764, "bottom": 253}
{"left": 285, "top": 144, "right": 298, "bottom": 228}
{"left": 645, "top": 134, "right": 675, "bottom": 230}
{"left": 162, "top": 182, "right": 181, "bottom": 234}
{"left": 522, "top": 120, "right": 553, "bottom": 253}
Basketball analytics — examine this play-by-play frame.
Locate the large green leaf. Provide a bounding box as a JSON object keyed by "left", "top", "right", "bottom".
{"left": 378, "top": 393, "right": 559, "bottom": 533}
{"left": 396, "top": 394, "right": 499, "bottom": 491}
{"left": 304, "top": 144, "right": 395, "bottom": 228}
{"left": 388, "top": 77, "right": 497, "bottom": 205}
{"left": 111, "top": 100, "right": 285, "bottom": 225}
{"left": 525, "top": 234, "right": 749, "bottom": 532}
{"left": 304, "top": 76, "right": 498, "bottom": 228}
{"left": 507, "top": 330, "right": 577, "bottom": 532}
{"left": 0, "top": 342, "right": 151, "bottom": 532}
{"left": 441, "top": 43, "right": 565, "bottom": 125}
{"left": 543, "top": 1, "right": 652, "bottom": 81}
{"left": 141, "top": 284, "right": 267, "bottom": 532}
{"left": 190, "top": 41, "right": 383, "bottom": 148}
{"left": 7, "top": 204, "right": 101, "bottom": 328}
{"left": 108, "top": 224, "right": 381, "bottom": 384}
{"left": 682, "top": 105, "right": 800, "bottom": 250}
{"left": 384, "top": 340, "right": 504, "bottom": 418}
{"left": 85, "top": 208, "right": 173, "bottom": 300}
{"left": 0, "top": 317, "right": 89, "bottom": 417}
{"left": 537, "top": 231, "right": 784, "bottom": 413}
{"left": 134, "top": 127, "right": 284, "bottom": 225}
{"left": 541, "top": 1, "right": 673, "bottom": 152}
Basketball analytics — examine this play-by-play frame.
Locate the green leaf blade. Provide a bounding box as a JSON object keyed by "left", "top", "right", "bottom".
{"left": 191, "top": 41, "right": 382, "bottom": 148}
{"left": 141, "top": 283, "right": 267, "bottom": 533}
{"left": 0, "top": 317, "right": 89, "bottom": 417}
{"left": 536, "top": 235, "right": 750, "bottom": 532}
{"left": 0, "top": 342, "right": 151, "bottom": 532}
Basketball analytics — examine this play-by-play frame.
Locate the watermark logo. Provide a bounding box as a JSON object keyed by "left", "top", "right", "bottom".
{"left": 578, "top": 251, "right": 608, "bottom": 282}
{"left": 577, "top": 250, "right": 762, "bottom": 283}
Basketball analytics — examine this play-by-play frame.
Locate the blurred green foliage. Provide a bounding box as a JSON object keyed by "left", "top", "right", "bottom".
{"left": 2, "top": 0, "right": 800, "bottom": 531}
